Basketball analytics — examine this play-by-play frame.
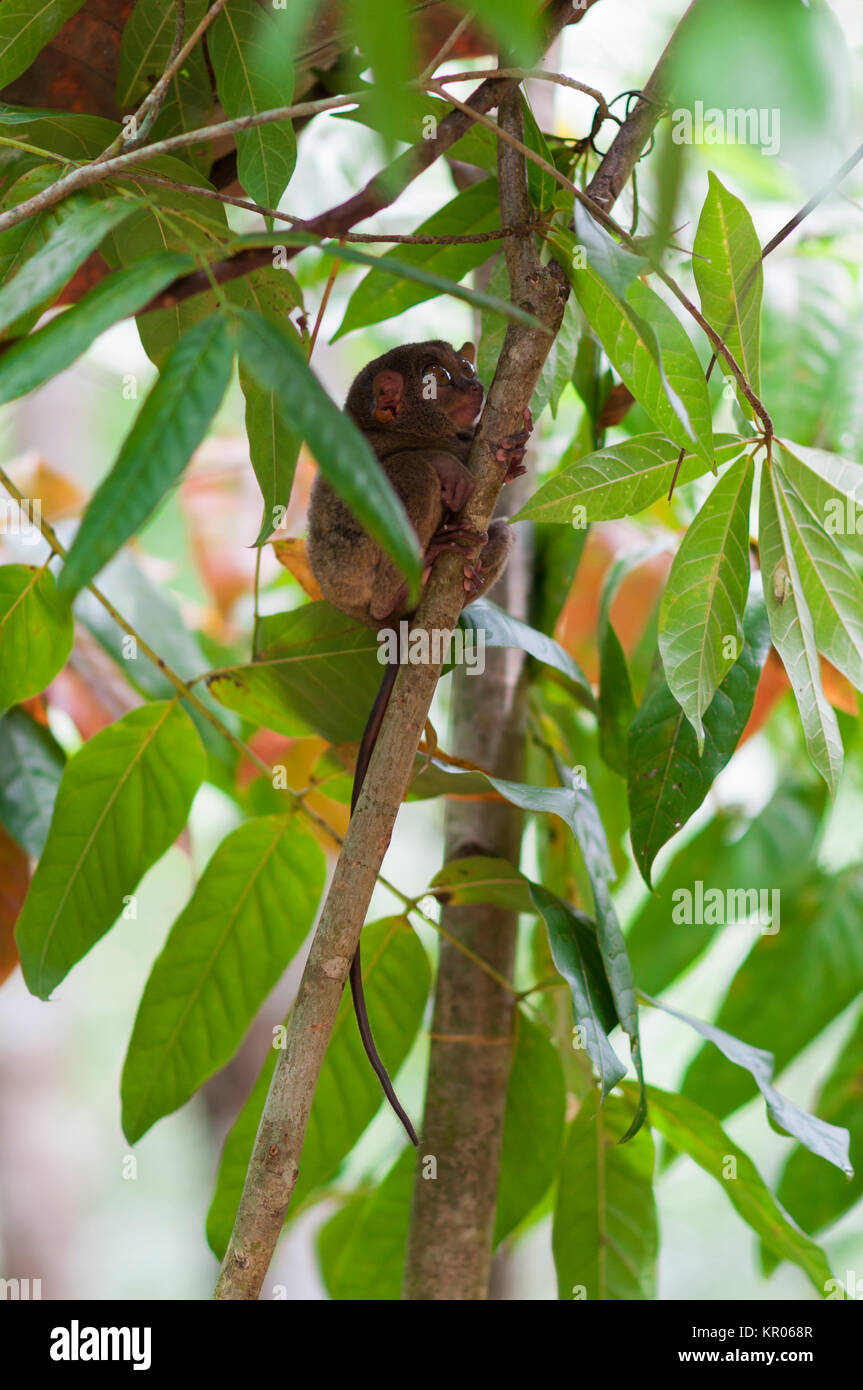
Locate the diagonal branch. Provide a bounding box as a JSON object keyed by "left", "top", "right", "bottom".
{"left": 212, "top": 0, "right": 596, "bottom": 1304}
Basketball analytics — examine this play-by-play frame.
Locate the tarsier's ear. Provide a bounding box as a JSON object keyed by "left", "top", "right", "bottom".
{"left": 458, "top": 341, "right": 476, "bottom": 364}
{"left": 372, "top": 369, "right": 404, "bottom": 423}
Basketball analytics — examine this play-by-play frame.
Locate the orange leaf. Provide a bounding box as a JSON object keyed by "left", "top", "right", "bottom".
{"left": 271, "top": 538, "right": 323, "bottom": 600}
{"left": 0, "top": 825, "right": 29, "bottom": 986}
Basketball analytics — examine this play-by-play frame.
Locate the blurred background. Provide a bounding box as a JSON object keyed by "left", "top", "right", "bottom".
{"left": 1, "top": 0, "right": 862, "bottom": 1298}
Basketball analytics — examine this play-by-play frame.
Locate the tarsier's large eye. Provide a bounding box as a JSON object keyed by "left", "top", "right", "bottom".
{"left": 459, "top": 359, "right": 476, "bottom": 377}
{"left": 421, "top": 362, "right": 452, "bottom": 388}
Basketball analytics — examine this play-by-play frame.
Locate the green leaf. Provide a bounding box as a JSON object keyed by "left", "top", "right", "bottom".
{"left": 777, "top": 1007, "right": 863, "bottom": 1238}
{"left": 775, "top": 440, "right": 863, "bottom": 560}
{"left": 227, "top": 229, "right": 542, "bottom": 332}
{"left": 0, "top": 563, "right": 73, "bottom": 709}
{"left": 529, "top": 884, "right": 626, "bottom": 1099}
{"left": 333, "top": 179, "right": 501, "bottom": 340}
{"left": 58, "top": 315, "right": 234, "bottom": 595}
{"left": 121, "top": 813, "right": 325, "bottom": 1142}
{"left": 0, "top": 195, "right": 136, "bottom": 339}
{"left": 626, "top": 278, "right": 714, "bottom": 465}
{"left": 626, "top": 785, "right": 824, "bottom": 995}
{"left": 644, "top": 1086, "right": 833, "bottom": 1296}
{"left": 15, "top": 702, "right": 206, "bottom": 999}
{"left": 317, "top": 1147, "right": 414, "bottom": 1301}
{"left": 681, "top": 863, "right": 863, "bottom": 1124}
{"left": 209, "top": 0, "right": 296, "bottom": 213}
{"left": 206, "top": 917, "right": 430, "bottom": 1258}
{"left": 629, "top": 585, "right": 771, "bottom": 886}
{"left": 514, "top": 435, "right": 744, "bottom": 525}
{"left": 553, "top": 1090, "right": 657, "bottom": 1301}
{"left": 659, "top": 453, "right": 753, "bottom": 748}
{"left": 774, "top": 460, "right": 863, "bottom": 691}
{"left": 350, "top": 0, "right": 413, "bottom": 153}
{"left": 241, "top": 364, "right": 301, "bottom": 546}
{"left": 0, "top": 251, "right": 197, "bottom": 405}
{"left": 650, "top": 995, "right": 852, "bottom": 1177}
{"left": 231, "top": 308, "right": 422, "bottom": 593}
{"left": 460, "top": 0, "right": 541, "bottom": 58}
{"left": 460, "top": 598, "right": 595, "bottom": 708}
{"left": 116, "top": 0, "right": 213, "bottom": 165}
{"left": 597, "top": 549, "right": 654, "bottom": 776}
{"left": 693, "top": 171, "right": 762, "bottom": 407}
{"left": 207, "top": 601, "right": 383, "bottom": 744}
{"left": 428, "top": 856, "right": 535, "bottom": 913}
{"left": 495, "top": 1011, "right": 566, "bottom": 1245}
{"left": 0, "top": 0, "right": 87, "bottom": 87}
{"left": 0, "top": 708, "right": 65, "bottom": 856}
{"left": 759, "top": 464, "right": 843, "bottom": 794}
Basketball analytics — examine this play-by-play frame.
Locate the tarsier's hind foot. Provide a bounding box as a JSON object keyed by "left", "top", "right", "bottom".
{"left": 424, "top": 521, "right": 488, "bottom": 568}
{"left": 463, "top": 518, "right": 513, "bottom": 603}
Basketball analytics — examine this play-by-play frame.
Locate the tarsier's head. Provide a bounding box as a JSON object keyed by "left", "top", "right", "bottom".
{"left": 346, "top": 340, "right": 485, "bottom": 439}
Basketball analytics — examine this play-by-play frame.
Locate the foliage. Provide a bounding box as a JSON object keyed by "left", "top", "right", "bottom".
{"left": 0, "top": 0, "right": 860, "bottom": 1302}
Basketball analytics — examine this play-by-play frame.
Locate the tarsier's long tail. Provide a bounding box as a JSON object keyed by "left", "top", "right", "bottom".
{"left": 349, "top": 657, "right": 419, "bottom": 1147}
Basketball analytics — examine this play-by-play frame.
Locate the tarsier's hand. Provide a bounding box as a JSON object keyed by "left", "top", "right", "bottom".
{"left": 432, "top": 453, "right": 476, "bottom": 512}
{"left": 495, "top": 407, "right": 533, "bottom": 482}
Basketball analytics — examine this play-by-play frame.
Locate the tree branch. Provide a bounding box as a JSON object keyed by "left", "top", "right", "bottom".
{"left": 211, "top": 0, "right": 590, "bottom": 1303}
{"left": 402, "top": 87, "right": 539, "bottom": 1302}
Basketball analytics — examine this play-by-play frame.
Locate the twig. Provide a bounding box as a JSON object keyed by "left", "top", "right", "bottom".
{"left": 418, "top": 8, "right": 475, "bottom": 83}
{"left": 436, "top": 67, "right": 612, "bottom": 124}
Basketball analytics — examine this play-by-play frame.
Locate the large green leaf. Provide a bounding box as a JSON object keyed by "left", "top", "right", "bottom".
{"left": 0, "top": 0, "right": 87, "bottom": 87}
{"left": 553, "top": 1090, "right": 657, "bottom": 1301}
{"left": 207, "top": 601, "right": 383, "bottom": 745}
{"left": 776, "top": 1007, "right": 863, "bottom": 1238}
{"left": 209, "top": 0, "right": 296, "bottom": 213}
{"left": 206, "top": 917, "right": 430, "bottom": 1257}
{"left": 529, "top": 884, "right": 626, "bottom": 1099}
{"left": 495, "top": 1010, "right": 566, "bottom": 1245}
{"left": 0, "top": 563, "right": 73, "bottom": 709}
{"left": 0, "top": 195, "right": 136, "bottom": 339}
{"left": 116, "top": 0, "right": 213, "bottom": 160}
{"left": 629, "top": 586, "right": 771, "bottom": 887}
{"left": 122, "top": 813, "right": 325, "bottom": 1142}
{"left": 553, "top": 219, "right": 701, "bottom": 458}
{"left": 0, "top": 251, "right": 196, "bottom": 405}
{"left": 773, "top": 463, "right": 863, "bottom": 691}
{"left": 460, "top": 598, "right": 595, "bottom": 708}
{"left": 759, "top": 464, "right": 843, "bottom": 794}
{"left": 650, "top": 995, "right": 852, "bottom": 1176}
{"left": 317, "top": 1147, "right": 414, "bottom": 1301}
{"left": 693, "top": 171, "right": 762, "bottom": 406}
{"left": 775, "top": 439, "right": 863, "bottom": 561}
{"left": 333, "top": 179, "right": 501, "bottom": 339}
{"left": 231, "top": 309, "right": 422, "bottom": 593}
{"left": 626, "top": 785, "right": 824, "bottom": 994}
{"left": 15, "top": 702, "right": 206, "bottom": 999}
{"left": 514, "top": 435, "right": 744, "bottom": 526}
{"left": 350, "top": 0, "right": 413, "bottom": 153}
{"left": 682, "top": 863, "right": 863, "bottom": 1121}
{"left": 626, "top": 278, "right": 714, "bottom": 464}
{"left": 227, "top": 229, "right": 542, "bottom": 331}
{"left": 659, "top": 453, "right": 753, "bottom": 748}
{"left": 58, "top": 315, "right": 234, "bottom": 595}
{"left": 644, "top": 1086, "right": 833, "bottom": 1295}
{"left": 597, "top": 547, "right": 657, "bottom": 776}
{"left": 0, "top": 707, "right": 65, "bottom": 856}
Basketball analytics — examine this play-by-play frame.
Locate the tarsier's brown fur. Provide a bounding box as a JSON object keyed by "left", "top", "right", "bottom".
{"left": 306, "top": 340, "right": 531, "bottom": 1145}
{"left": 308, "top": 340, "right": 518, "bottom": 624}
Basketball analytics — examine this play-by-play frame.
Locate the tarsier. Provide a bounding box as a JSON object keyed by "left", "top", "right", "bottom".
{"left": 308, "top": 340, "right": 531, "bottom": 1143}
